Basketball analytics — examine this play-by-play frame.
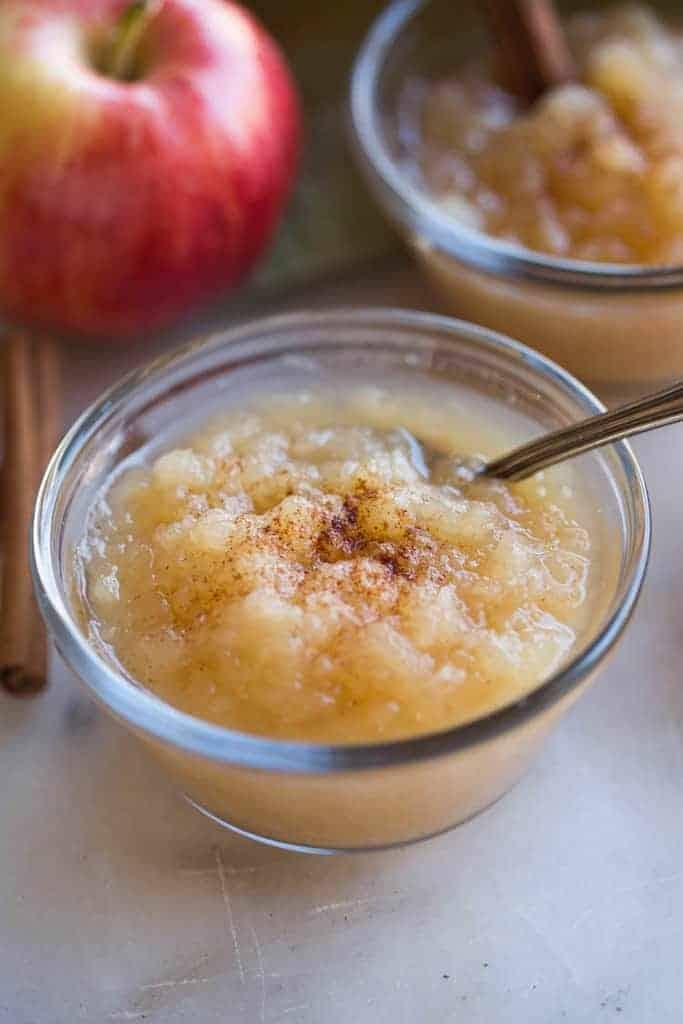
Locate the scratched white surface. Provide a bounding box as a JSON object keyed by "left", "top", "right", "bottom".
{"left": 3, "top": 266, "right": 683, "bottom": 1023}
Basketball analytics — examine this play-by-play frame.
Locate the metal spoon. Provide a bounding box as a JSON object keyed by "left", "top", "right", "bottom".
{"left": 429, "top": 379, "right": 683, "bottom": 484}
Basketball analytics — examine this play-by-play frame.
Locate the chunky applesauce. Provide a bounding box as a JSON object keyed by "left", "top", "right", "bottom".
{"left": 398, "top": 5, "right": 683, "bottom": 264}
{"left": 78, "top": 384, "right": 595, "bottom": 743}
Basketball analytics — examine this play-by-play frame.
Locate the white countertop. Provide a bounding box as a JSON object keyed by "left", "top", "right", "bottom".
{"left": 3, "top": 265, "right": 683, "bottom": 1024}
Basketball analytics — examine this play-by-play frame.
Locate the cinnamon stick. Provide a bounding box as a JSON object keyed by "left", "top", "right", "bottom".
{"left": 479, "top": 0, "right": 576, "bottom": 104}
{"left": 1, "top": 333, "right": 60, "bottom": 695}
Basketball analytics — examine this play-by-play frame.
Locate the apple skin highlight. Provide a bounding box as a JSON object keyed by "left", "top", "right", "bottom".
{"left": 0, "top": 0, "right": 301, "bottom": 337}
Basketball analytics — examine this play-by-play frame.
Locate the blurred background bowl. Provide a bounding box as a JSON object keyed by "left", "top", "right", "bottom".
{"left": 349, "top": 0, "right": 683, "bottom": 390}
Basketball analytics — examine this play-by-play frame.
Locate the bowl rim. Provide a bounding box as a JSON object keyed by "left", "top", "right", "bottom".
{"left": 349, "top": 0, "right": 683, "bottom": 291}
{"left": 32, "top": 308, "right": 651, "bottom": 774}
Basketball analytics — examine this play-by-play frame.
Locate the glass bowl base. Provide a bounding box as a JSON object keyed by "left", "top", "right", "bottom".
{"left": 182, "top": 788, "right": 511, "bottom": 855}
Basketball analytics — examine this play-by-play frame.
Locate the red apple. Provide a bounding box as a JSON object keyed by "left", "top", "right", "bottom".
{"left": 0, "top": 0, "right": 300, "bottom": 337}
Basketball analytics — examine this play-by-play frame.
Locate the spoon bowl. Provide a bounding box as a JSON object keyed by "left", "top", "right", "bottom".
{"left": 429, "top": 380, "right": 683, "bottom": 484}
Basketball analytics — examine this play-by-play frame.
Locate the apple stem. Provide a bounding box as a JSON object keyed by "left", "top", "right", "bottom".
{"left": 106, "top": 0, "right": 164, "bottom": 82}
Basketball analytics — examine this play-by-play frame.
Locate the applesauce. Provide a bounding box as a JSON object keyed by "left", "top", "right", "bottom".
{"left": 344, "top": 2, "right": 683, "bottom": 386}
{"left": 398, "top": 5, "right": 683, "bottom": 264}
{"left": 77, "top": 380, "right": 598, "bottom": 745}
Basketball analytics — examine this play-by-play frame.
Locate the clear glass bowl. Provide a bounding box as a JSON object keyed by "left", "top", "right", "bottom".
{"left": 349, "top": 0, "right": 683, "bottom": 390}
{"left": 32, "top": 309, "right": 650, "bottom": 853}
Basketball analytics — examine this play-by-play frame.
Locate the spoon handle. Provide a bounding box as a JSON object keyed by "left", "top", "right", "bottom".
{"left": 486, "top": 380, "right": 683, "bottom": 481}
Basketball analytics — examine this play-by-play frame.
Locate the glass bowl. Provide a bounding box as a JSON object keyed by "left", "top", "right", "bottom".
{"left": 349, "top": 0, "right": 683, "bottom": 391}
{"left": 32, "top": 309, "right": 650, "bottom": 853}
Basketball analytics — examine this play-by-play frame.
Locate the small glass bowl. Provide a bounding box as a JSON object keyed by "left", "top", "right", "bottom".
{"left": 349, "top": 0, "right": 683, "bottom": 390}
{"left": 32, "top": 309, "right": 650, "bottom": 853}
